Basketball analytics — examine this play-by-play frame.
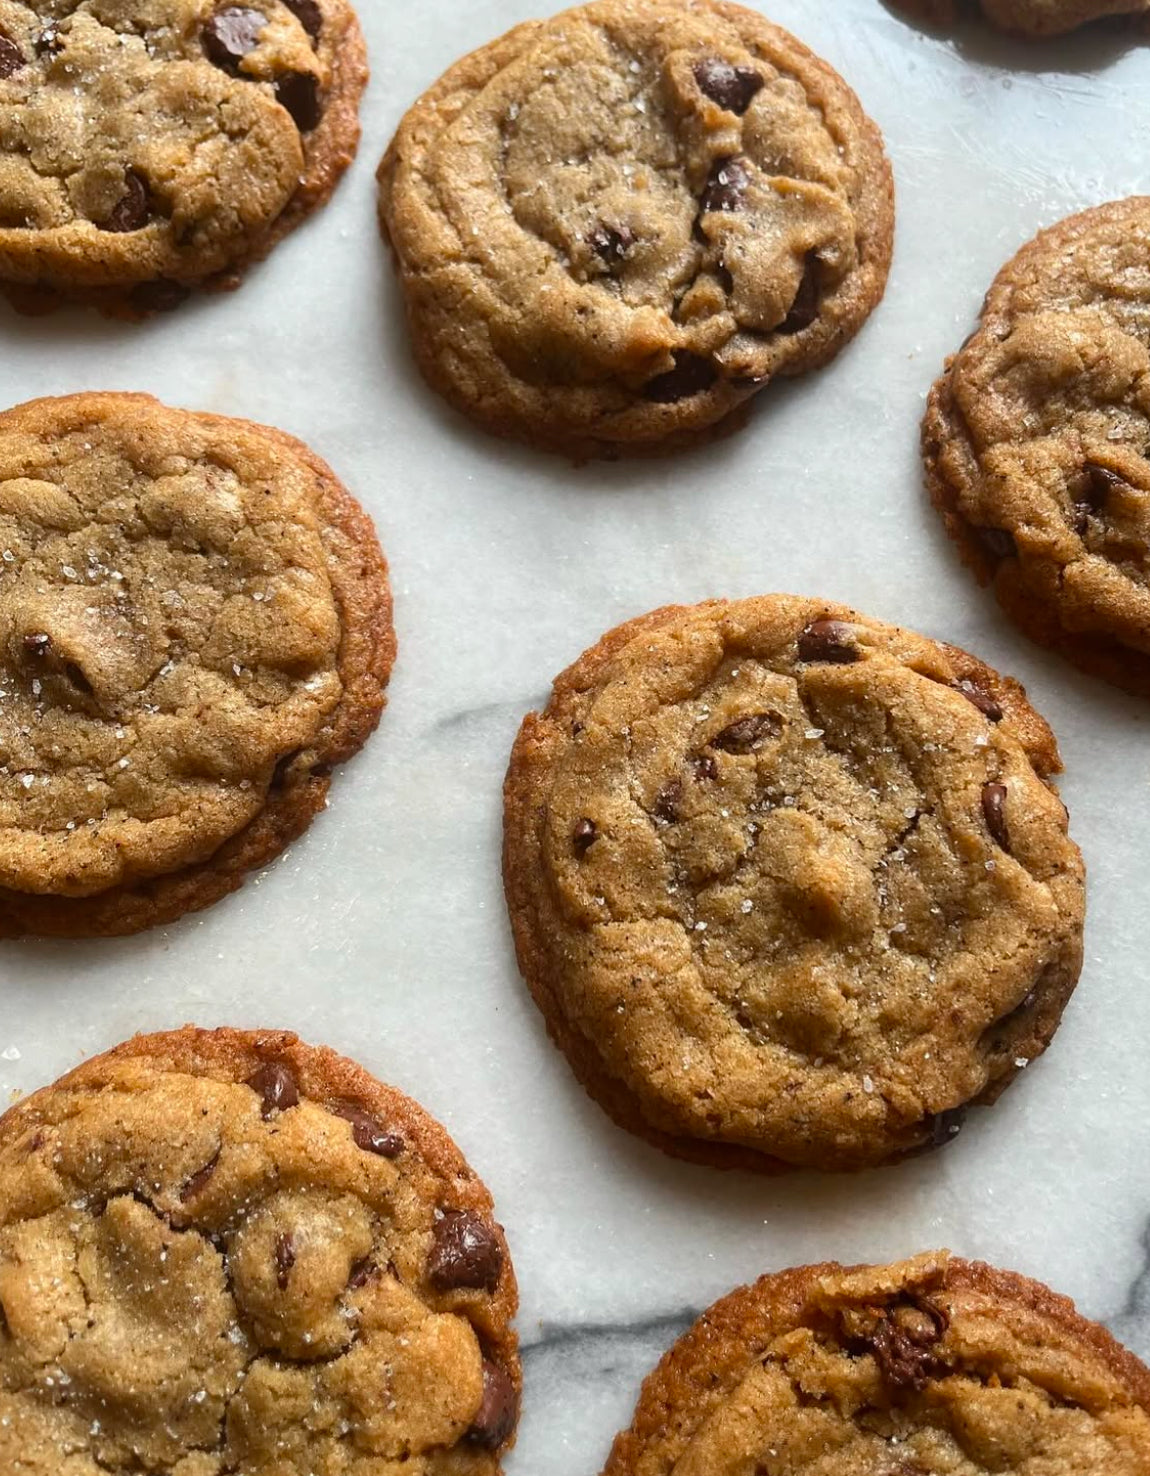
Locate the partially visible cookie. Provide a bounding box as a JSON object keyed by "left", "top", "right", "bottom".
{"left": 604, "top": 1253, "right": 1150, "bottom": 1476}
{"left": 924, "top": 199, "right": 1150, "bottom": 698}
{"left": 379, "top": 0, "right": 893, "bottom": 458}
{"left": 0, "top": 0, "right": 367, "bottom": 315}
{"left": 0, "top": 392, "right": 395, "bottom": 937}
{"left": 889, "top": 0, "right": 1149, "bottom": 35}
{"left": 0, "top": 1027, "right": 520, "bottom": 1472}
{"left": 503, "top": 595, "right": 1085, "bottom": 1173}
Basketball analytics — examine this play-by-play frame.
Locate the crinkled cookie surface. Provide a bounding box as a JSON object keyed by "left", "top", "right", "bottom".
{"left": 504, "top": 596, "right": 1085, "bottom": 1172}
{"left": 924, "top": 199, "right": 1150, "bottom": 698}
{"left": 0, "top": 0, "right": 366, "bottom": 309}
{"left": 0, "top": 392, "right": 393, "bottom": 937}
{"left": 0, "top": 1028, "right": 520, "bottom": 1474}
{"left": 604, "top": 1254, "right": 1150, "bottom": 1476}
{"left": 380, "top": 0, "right": 893, "bottom": 455}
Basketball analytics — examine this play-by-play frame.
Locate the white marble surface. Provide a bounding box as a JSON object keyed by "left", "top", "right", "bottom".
{"left": 2, "top": 1, "right": 1150, "bottom": 1470}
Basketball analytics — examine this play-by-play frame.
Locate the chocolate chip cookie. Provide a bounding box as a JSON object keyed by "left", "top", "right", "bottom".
{"left": 503, "top": 596, "right": 1085, "bottom": 1173}
{"left": 0, "top": 392, "right": 394, "bottom": 937}
{"left": 890, "top": 0, "right": 1149, "bottom": 35}
{"left": 0, "top": 1027, "right": 520, "bottom": 1472}
{"left": 379, "top": 0, "right": 894, "bottom": 458}
{"left": 604, "top": 1253, "right": 1150, "bottom": 1476}
{"left": 924, "top": 199, "right": 1150, "bottom": 699}
{"left": 0, "top": 0, "right": 366, "bottom": 314}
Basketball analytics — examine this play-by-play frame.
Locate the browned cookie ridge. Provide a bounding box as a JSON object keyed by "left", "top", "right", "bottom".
{"left": 0, "top": 1027, "right": 521, "bottom": 1473}
{"left": 889, "top": 0, "right": 1149, "bottom": 35}
{"left": 0, "top": 0, "right": 367, "bottom": 314}
{"left": 0, "top": 393, "right": 395, "bottom": 937}
{"left": 503, "top": 596, "right": 1085, "bottom": 1173}
{"left": 379, "top": 0, "right": 894, "bottom": 458}
{"left": 924, "top": 199, "right": 1150, "bottom": 698}
{"left": 604, "top": 1254, "right": 1150, "bottom": 1475}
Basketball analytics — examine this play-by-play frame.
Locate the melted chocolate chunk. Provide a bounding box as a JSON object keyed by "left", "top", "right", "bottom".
{"left": 466, "top": 1359, "right": 519, "bottom": 1449}
{"left": 281, "top": 0, "right": 322, "bottom": 39}
{"left": 347, "top": 1256, "right": 378, "bottom": 1290}
{"left": 953, "top": 679, "right": 1003, "bottom": 723}
{"left": 927, "top": 1104, "right": 968, "bottom": 1148}
{"left": 701, "top": 155, "right": 752, "bottom": 213}
{"left": 693, "top": 57, "right": 763, "bottom": 114}
{"left": 977, "top": 526, "right": 1015, "bottom": 562}
{"left": 643, "top": 352, "right": 718, "bottom": 403}
{"left": 22, "top": 633, "right": 51, "bottom": 658}
{"left": 797, "top": 619, "right": 859, "bottom": 664}
{"left": 982, "top": 782, "right": 1010, "bottom": 851}
{"left": 573, "top": 818, "right": 599, "bottom": 856}
{"left": 34, "top": 24, "right": 61, "bottom": 56}
{"left": 179, "top": 1150, "right": 220, "bottom": 1203}
{"left": 202, "top": 6, "right": 266, "bottom": 70}
{"left": 588, "top": 222, "right": 635, "bottom": 266}
{"left": 864, "top": 1296, "right": 950, "bottom": 1392}
{"left": 247, "top": 1061, "right": 300, "bottom": 1118}
{"left": 778, "top": 254, "right": 820, "bottom": 335}
{"left": 0, "top": 34, "right": 24, "bottom": 77}
{"left": 692, "top": 755, "right": 718, "bottom": 783}
{"left": 275, "top": 71, "right": 321, "bottom": 131}
{"left": 653, "top": 780, "right": 682, "bottom": 824}
{"left": 100, "top": 171, "right": 151, "bottom": 233}
{"left": 331, "top": 1103, "right": 403, "bottom": 1158}
{"left": 1074, "top": 460, "right": 1125, "bottom": 531}
{"left": 427, "top": 1210, "right": 504, "bottom": 1293}
{"left": 275, "top": 1232, "right": 296, "bottom": 1290}
{"left": 712, "top": 713, "right": 780, "bottom": 754}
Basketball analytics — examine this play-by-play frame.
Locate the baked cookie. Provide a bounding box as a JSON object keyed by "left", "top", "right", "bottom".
{"left": 889, "top": 0, "right": 1149, "bottom": 36}
{"left": 604, "top": 1252, "right": 1150, "bottom": 1476}
{"left": 0, "top": 392, "right": 394, "bottom": 938}
{"left": 925, "top": 199, "right": 1150, "bottom": 699}
{"left": 379, "top": 0, "right": 893, "bottom": 458}
{"left": 503, "top": 595, "right": 1085, "bottom": 1173}
{"left": 0, "top": 1027, "right": 520, "bottom": 1472}
{"left": 0, "top": 0, "right": 367, "bottom": 314}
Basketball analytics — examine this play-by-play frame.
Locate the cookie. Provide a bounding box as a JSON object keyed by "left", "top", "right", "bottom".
{"left": 379, "top": 0, "right": 893, "bottom": 458}
{"left": 503, "top": 595, "right": 1085, "bottom": 1173}
{"left": 924, "top": 199, "right": 1150, "bottom": 699}
{"left": 0, "top": 1027, "right": 520, "bottom": 1472}
{"left": 604, "top": 1252, "right": 1150, "bottom": 1476}
{"left": 0, "top": 0, "right": 367, "bottom": 315}
{"left": 0, "top": 392, "right": 394, "bottom": 938}
{"left": 889, "top": 0, "right": 1149, "bottom": 35}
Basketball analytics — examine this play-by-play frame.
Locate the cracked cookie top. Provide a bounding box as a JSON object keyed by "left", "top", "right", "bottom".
{"left": 0, "top": 1027, "right": 520, "bottom": 1474}
{"left": 0, "top": 0, "right": 366, "bottom": 311}
{"left": 0, "top": 392, "right": 394, "bottom": 938}
{"left": 924, "top": 199, "right": 1150, "bottom": 699}
{"left": 379, "top": 0, "right": 893, "bottom": 456}
{"left": 604, "top": 1253, "right": 1150, "bottom": 1476}
{"left": 889, "top": 0, "right": 1149, "bottom": 36}
{"left": 503, "top": 596, "right": 1085, "bottom": 1172}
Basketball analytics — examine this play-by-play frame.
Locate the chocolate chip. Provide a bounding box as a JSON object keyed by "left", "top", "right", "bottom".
{"left": 865, "top": 1296, "right": 950, "bottom": 1392}
{"left": 275, "top": 71, "right": 321, "bottom": 131}
{"left": 347, "top": 1256, "right": 378, "bottom": 1290}
{"left": 653, "top": 780, "right": 682, "bottom": 823}
{"left": 247, "top": 1061, "right": 300, "bottom": 1118}
{"left": 693, "top": 57, "right": 763, "bottom": 114}
{"left": 202, "top": 6, "right": 266, "bottom": 70}
{"left": 954, "top": 679, "right": 1002, "bottom": 723}
{"left": 466, "top": 1359, "right": 518, "bottom": 1450}
{"left": 588, "top": 223, "right": 635, "bottom": 266}
{"left": 1074, "top": 460, "right": 1125, "bottom": 531}
{"left": 927, "top": 1105, "right": 968, "bottom": 1148}
{"left": 573, "top": 818, "right": 598, "bottom": 856}
{"left": 427, "top": 1210, "right": 504, "bottom": 1293}
{"left": 100, "top": 170, "right": 150, "bottom": 233}
{"left": 701, "top": 155, "right": 751, "bottom": 213}
{"left": 180, "top": 1150, "right": 220, "bottom": 1203}
{"left": 982, "top": 782, "right": 1010, "bottom": 851}
{"left": 281, "top": 0, "right": 322, "bottom": 39}
{"left": 977, "top": 526, "right": 1015, "bottom": 561}
{"left": 797, "top": 619, "right": 859, "bottom": 664}
{"left": 275, "top": 1232, "right": 296, "bottom": 1290}
{"left": 34, "top": 24, "right": 61, "bottom": 56}
{"left": 331, "top": 1103, "right": 403, "bottom": 1158}
{"left": 0, "top": 34, "right": 25, "bottom": 77}
{"left": 130, "top": 278, "right": 189, "bottom": 314}
{"left": 712, "top": 713, "right": 780, "bottom": 754}
{"left": 23, "top": 633, "right": 51, "bottom": 658}
{"left": 692, "top": 755, "right": 718, "bottom": 783}
{"left": 643, "top": 351, "right": 718, "bottom": 403}
{"left": 778, "top": 254, "right": 820, "bottom": 335}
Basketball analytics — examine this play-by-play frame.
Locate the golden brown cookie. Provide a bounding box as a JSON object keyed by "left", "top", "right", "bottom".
{"left": 379, "top": 0, "right": 894, "bottom": 458}
{"left": 0, "top": 392, "right": 394, "bottom": 938}
{"left": 604, "top": 1253, "right": 1150, "bottom": 1476}
{"left": 889, "top": 0, "right": 1149, "bottom": 35}
{"left": 503, "top": 596, "right": 1085, "bottom": 1173}
{"left": 0, "top": 1026, "right": 521, "bottom": 1473}
{"left": 0, "top": 0, "right": 367, "bottom": 315}
{"left": 924, "top": 199, "right": 1150, "bottom": 699}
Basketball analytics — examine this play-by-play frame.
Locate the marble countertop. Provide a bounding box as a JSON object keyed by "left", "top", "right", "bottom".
{"left": 3, "top": 1, "right": 1150, "bottom": 1470}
